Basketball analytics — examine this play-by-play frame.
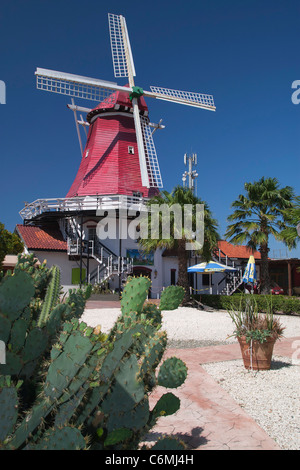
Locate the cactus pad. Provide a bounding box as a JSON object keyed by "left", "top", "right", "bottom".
{"left": 0, "top": 271, "right": 35, "bottom": 320}
{"left": 141, "top": 303, "right": 162, "bottom": 327}
{"left": 104, "top": 428, "right": 133, "bottom": 446}
{"left": 152, "top": 392, "right": 180, "bottom": 418}
{"left": 157, "top": 357, "right": 188, "bottom": 389}
{"left": 0, "top": 381, "right": 19, "bottom": 441}
{"left": 120, "top": 276, "right": 151, "bottom": 315}
{"left": 159, "top": 285, "right": 185, "bottom": 311}
{"left": 22, "top": 328, "right": 48, "bottom": 363}
{"left": 33, "top": 426, "right": 87, "bottom": 450}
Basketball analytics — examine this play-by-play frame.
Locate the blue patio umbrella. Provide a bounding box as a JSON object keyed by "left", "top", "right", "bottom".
{"left": 242, "top": 255, "right": 257, "bottom": 284}
{"left": 188, "top": 261, "right": 237, "bottom": 294}
{"left": 188, "top": 261, "right": 238, "bottom": 273}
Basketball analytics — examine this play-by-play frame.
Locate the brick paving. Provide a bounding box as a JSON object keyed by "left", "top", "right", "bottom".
{"left": 148, "top": 337, "right": 300, "bottom": 450}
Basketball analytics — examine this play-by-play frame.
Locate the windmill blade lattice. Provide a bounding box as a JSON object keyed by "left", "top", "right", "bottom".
{"left": 140, "top": 116, "right": 163, "bottom": 188}
{"left": 108, "top": 13, "right": 136, "bottom": 79}
{"left": 149, "top": 86, "right": 215, "bottom": 111}
{"left": 35, "top": 68, "right": 120, "bottom": 104}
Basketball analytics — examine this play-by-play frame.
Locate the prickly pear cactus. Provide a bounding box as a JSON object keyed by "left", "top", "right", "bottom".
{"left": 157, "top": 357, "right": 188, "bottom": 389}
{"left": 120, "top": 276, "right": 151, "bottom": 315}
{"left": 0, "top": 376, "right": 21, "bottom": 443}
{"left": 0, "top": 263, "right": 188, "bottom": 451}
{"left": 14, "top": 253, "right": 51, "bottom": 299}
{"left": 0, "top": 270, "right": 35, "bottom": 321}
{"left": 159, "top": 285, "right": 185, "bottom": 311}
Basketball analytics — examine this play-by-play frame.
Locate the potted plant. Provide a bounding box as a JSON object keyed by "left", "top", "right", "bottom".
{"left": 227, "top": 295, "right": 285, "bottom": 370}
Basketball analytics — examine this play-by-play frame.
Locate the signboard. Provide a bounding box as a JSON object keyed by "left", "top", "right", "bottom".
{"left": 126, "top": 249, "right": 154, "bottom": 266}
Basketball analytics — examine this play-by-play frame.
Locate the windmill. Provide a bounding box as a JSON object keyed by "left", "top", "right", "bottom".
{"left": 35, "top": 13, "right": 215, "bottom": 197}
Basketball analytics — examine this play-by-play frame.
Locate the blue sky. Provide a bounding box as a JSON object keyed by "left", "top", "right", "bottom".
{"left": 0, "top": 0, "right": 300, "bottom": 258}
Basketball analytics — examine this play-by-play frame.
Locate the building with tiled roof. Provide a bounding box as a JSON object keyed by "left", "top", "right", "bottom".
{"left": 16, "top": 224, "right": 67, "bottom": 252}
{"left": 216, "top": 240, "right": 261, "bottom": 260}
{"left": 15, "top": 223, "right": 74, "bottom": 287}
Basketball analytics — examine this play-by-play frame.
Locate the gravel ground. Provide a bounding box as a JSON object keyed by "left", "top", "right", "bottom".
{"left": 203, "top": 357, "right": 300, "bottom": 450}
{"left": 81, "top": 306, "right": 300, "bottom": 346}
{"left": 81, "top": 306, "right": 300, "bottom": 450}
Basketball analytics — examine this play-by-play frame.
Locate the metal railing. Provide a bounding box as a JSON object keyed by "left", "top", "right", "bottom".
{"left": 67, "top": 237, "right": 133, "bottom": 285}
{"left": 20, "top": 194, "right": 147, "bottom": 220}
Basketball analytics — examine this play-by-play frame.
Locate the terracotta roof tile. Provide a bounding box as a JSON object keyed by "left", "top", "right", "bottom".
{"left": 217, "top": 240, "right": 261, "bottom": 259}
{"left": 16, "top": 224, "right": 67, "bottom": 251}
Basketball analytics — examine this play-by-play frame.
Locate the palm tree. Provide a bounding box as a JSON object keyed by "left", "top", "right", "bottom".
{"left": 280, "top": 196, "right": 300, "bottom": 248}
{"left": 225, "top": 177, "right": 295, "bottom": 295}
{"left": 139, "top": 186, "right": 219, "bottom": 301}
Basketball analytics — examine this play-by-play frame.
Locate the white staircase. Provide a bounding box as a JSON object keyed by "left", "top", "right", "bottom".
{"left": 213, "top": 247, "right": 244, "bottom": 296}
{"left": 219, "top": 270, "right": 243, "bottom": 296}
{"left": 67, "top": 236, "right": 132, "bottom": 286}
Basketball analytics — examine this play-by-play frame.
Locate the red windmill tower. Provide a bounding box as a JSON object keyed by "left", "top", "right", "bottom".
{"left": 34, "top": 13, "right": 215, "bottom": 200}
{"left": 66, "top": 88, "right": 160, "bottom": 199}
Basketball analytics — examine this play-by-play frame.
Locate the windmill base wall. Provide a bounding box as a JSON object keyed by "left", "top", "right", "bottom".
{"left": 29, "top": 247, "right": 176, "bottom": 299}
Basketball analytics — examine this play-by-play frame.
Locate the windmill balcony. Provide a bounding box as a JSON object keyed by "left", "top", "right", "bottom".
{"left": 20, "top": 195, "right": 147, "bottom": 221}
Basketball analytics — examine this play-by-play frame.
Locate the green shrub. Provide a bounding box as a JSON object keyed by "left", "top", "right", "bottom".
{"left": 194, "top": 293, "right": 300, "bottom": 315}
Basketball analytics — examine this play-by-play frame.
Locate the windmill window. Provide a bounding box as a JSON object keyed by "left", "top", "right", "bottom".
{"left": 128, "top": 146, "right": 134, "bottom": 155}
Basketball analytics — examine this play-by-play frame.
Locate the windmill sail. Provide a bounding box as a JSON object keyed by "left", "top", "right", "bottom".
{"left": 108, "top": 13, "right": 136, "bottom": 78}
{"left": 140, "top": 116, "right": 163, "bottom": 188}
{"left": 149, "top": 86, "right": 215, "bottom": 111}
{"left": 35, "top": 68, "right": 124, "bottom": 103}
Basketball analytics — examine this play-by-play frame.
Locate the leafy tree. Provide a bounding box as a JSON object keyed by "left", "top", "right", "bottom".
{"left": 225, "top": 177, "right": 296, "bottom": 295}
{"left": 139, "top": 186, "right": 219, "bottom": 301}
{"left": 0, "top": 222, "right": 24, "bottom": 269}
{"left": 279, "top": 196, "right": 300, "bottom": 247}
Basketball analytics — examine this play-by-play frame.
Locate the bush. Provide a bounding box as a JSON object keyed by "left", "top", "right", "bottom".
{"left": 194, "top": 293, "right": 300, "bottom": 315}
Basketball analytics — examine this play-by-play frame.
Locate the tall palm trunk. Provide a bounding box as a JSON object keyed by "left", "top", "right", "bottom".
{"left": 260, "top": 242, "right": 270, "bottom": 295}
{"left": 177, "top": 239, "right": 190, "bottom": 302}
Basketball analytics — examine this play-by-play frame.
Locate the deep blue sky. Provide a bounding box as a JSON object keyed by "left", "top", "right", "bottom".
{"left": 0, "top": 0, "right": 300, "bottom": 258}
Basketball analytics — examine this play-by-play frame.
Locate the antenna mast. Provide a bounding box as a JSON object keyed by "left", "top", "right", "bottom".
{"left": 182, "top": 153, "right": 198, "bottom": 194}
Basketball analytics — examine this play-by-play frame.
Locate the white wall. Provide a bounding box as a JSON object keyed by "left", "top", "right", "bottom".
{"left": 33, "top": 251, "right": 75, "bottom": 286}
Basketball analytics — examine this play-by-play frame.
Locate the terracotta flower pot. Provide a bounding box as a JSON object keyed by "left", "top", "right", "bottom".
{"left": 237, "top": 335, "right": 277, "bottom": 371}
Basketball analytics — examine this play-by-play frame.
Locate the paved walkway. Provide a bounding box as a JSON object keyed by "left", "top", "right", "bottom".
{"left": 147, "top": 337, "right": 300, "bottom": 450}
{"left": 85, "top": 300, "right": 298, "bottom": 450}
